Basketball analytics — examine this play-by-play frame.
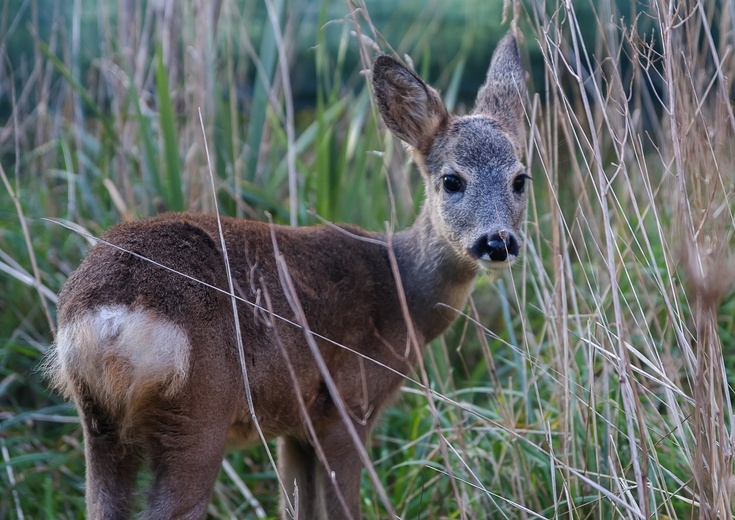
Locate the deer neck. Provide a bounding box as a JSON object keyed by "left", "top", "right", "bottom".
{"left": 392, "top": 207, "right": 479, "bottom": 342}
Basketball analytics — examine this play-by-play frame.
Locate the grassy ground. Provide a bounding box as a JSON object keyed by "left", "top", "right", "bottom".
{"left": 1, "top": 0, "right": 734, "bottom": 518}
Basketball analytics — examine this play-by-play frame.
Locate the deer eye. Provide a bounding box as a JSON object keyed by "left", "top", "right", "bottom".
{"left": 513, "top": 174, "right": 531, "bottom": 194}
{"left": 442, "top": 174, "right": 464, "bottom": 193}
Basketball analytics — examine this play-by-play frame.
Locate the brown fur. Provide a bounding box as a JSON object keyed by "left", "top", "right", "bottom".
{"left": 46, "top": 32, "right": 528, "bottom": 520}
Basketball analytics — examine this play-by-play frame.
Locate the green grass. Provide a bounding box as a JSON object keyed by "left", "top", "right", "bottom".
{"left": 2, "top": 0, "right": 735, "bottom": 518}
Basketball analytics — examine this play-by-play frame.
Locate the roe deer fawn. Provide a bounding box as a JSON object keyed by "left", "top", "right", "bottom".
{"left": 46, "top": 32, "right": 528, "bottom": 519}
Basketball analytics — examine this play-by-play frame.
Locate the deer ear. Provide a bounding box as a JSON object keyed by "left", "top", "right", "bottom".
{"left": 372, "top": 56, "right": 449, "bottom": 154}
{"left": 472, "top": 32, "right": 527, "bottom": 156}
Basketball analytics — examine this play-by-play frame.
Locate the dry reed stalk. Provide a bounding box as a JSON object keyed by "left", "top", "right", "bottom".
{"left": 184, "top": 0, "right": 221, "bottom": 211}
{"left": 655, "top": 1, "right": 735, "bottom": 515}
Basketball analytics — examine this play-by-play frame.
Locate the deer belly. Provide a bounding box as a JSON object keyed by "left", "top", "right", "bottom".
{"left": 225, "top": 420, "right": 261, "bottom": 451}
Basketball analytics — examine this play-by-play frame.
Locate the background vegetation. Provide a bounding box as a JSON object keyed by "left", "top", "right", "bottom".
{"left": 1, "top": 0, "right": 734, "bottom": 518}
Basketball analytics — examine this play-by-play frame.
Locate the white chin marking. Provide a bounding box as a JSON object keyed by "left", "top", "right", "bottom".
{"left": 478, "top": 257, "right": 516, "bottom": 270}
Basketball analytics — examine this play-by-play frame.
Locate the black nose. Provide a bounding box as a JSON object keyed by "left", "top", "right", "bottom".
{"left": 470, "top": 232, "right": 519, "bottom": 262}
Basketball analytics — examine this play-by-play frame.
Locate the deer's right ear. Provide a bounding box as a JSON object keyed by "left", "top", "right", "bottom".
{"left": 372, "top": 56, "right": 449, "bottom": 154}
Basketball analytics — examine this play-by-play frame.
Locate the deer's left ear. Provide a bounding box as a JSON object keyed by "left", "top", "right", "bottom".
{"left": 372, "top": 56, "right": 450, "bottom": 155}
{"left": 472, "top": 32, "right": 527, "bottom": 157}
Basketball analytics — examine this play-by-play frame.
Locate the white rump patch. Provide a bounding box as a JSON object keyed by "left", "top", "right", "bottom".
{"left": 49, "top": 305, "right": 191, "bottom": 411}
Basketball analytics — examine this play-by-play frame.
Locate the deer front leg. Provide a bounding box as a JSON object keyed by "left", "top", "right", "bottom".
{"left": 279, "top": 423, "right": 365, "bottom": 520}
{"left": 278, "top": 436, "right": 319, "bottom": 519}
{"left": 314, "top": 422, "right": 366, "bottom": 520}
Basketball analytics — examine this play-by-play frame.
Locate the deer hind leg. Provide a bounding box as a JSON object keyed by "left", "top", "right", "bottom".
{"left": 77, "top": 384, "right": 140, "bottom": 520}
{"left": 141, "top": 375, "right": 235, "bottom": 520}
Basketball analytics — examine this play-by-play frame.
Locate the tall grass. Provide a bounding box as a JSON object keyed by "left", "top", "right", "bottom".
{"left": 1, "top": 0, "right": 734, "bottom": 518}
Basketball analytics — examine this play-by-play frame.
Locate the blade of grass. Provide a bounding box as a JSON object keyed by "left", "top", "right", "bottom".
{"left": 154, "top": 44, "right": 183, "bottom": 212}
